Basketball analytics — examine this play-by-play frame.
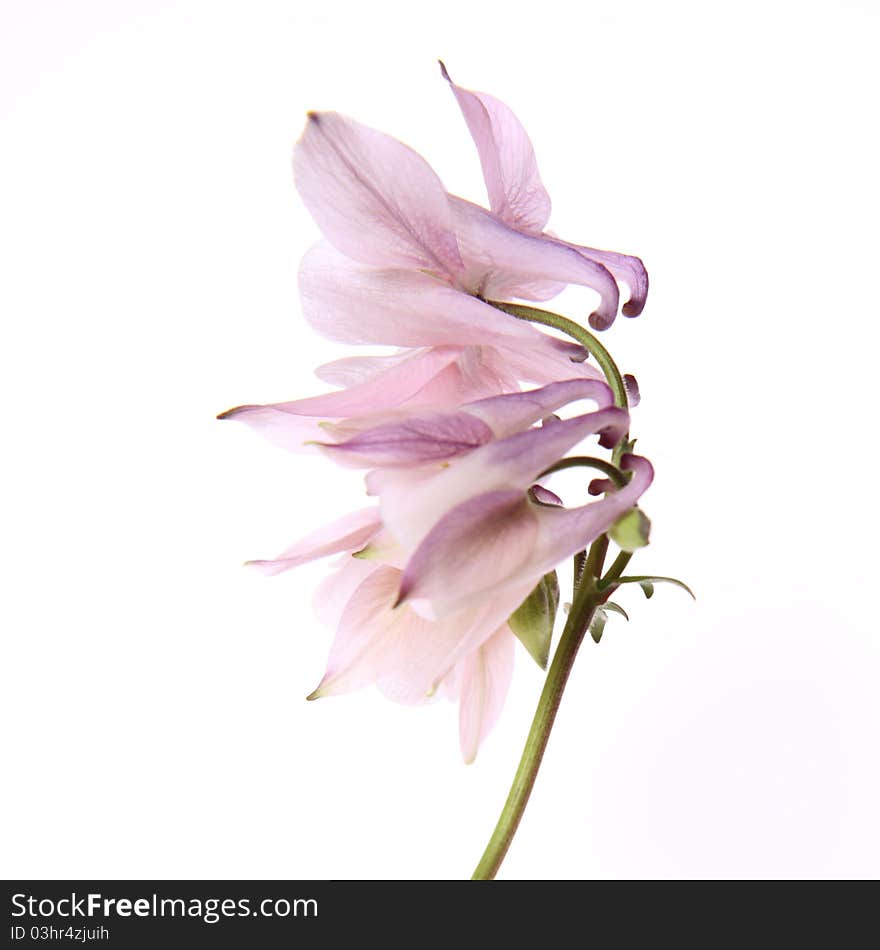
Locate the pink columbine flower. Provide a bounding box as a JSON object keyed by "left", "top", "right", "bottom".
{"left": 293, "top": 65, "right": 646, "bottom": 341}
{"left": 245, "top": 378, "right": 653, "bottom": 759}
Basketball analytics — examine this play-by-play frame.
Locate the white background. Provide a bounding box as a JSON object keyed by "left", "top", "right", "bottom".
{"left": 2, "top": 0, "right": 878, "bottom": 880}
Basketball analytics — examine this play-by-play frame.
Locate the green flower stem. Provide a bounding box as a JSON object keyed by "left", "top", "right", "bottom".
{"left": 471, "top": 536, "right": 609, "bottom": 880}
{"left": 599, "top": 551, "right": 633, "bottom": 588}
{"left": 488, "top": 301, "right": 629, "bottom": 413}
{"left": 539, "top": 455, "right": 628, "bottom": 488}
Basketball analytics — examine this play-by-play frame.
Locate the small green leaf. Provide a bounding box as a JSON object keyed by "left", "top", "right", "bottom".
{"left": 616, "top": 575, "right": 696, "bottom": 600}
{"left": 589, "top": 609, "right": 607, "bottom": 644}
{"left": 603, "top": 601, "right": 629, "bottom": 621}
{"left": 508, "top": 571, "right": 560, "bottom": 669}
{"left": 609, "top": 507, "right": 651, "bottom": 551}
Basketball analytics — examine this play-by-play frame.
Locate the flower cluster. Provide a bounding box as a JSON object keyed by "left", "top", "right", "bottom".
{"left": 221, "top": 66, "right": 653, "bottom": 762}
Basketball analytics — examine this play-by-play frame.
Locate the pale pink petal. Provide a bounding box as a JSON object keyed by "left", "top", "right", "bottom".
{"left": 247, "top": 507, "right": 381, "bottom": 577}
{"left": 310, "top": 347, "right": 522, "bottom": 441}
{"left": 217, "top": 347, "right": 463, "bottom": 450}
{"left": 319, "top": 411, "right": 494, "bottom": 468}
{"left": 215, "top": 405, "right": 329, "bottom": 453}
{"left": 441, "top": 63, "right": 551, "bottom": 235}
{"left": 312, "top": 554, "right": 385, "bottom": 628}
{"left": 299, "top": 241, "right": 561, "bottom": 350}
{"left": 310, "top": 566, "right": 434, "bottom": 698}
{"left": 494, "top": 340, "right": 606, "bottom": 387}
{"left": 311, "top": 565, "right": 531, "bottom": 706}
{"left": 464, "top": 378, "right": 613, "bottom": 438}
{"left": 380, "top": 407, "right": 629, "bottom": 550}
{"left": 456, "top": 625, "right": 515, "bottom": 763}
{"left": 398, "top": 456, "right": 653, "bottom": 617}
{"left": 552, "top": 238, "right": 649, "bottom": 318}
{"left": 447, "top": 345, "right": 522, "bottom": 400}
{"left": 293, "top": 112, "right": 463, "bottom": 277}
{"left": 450, "top": 197, "right": 620, "bottom": 330}
{"left": 314, "top": 351, "right": 415, "bottom": 387}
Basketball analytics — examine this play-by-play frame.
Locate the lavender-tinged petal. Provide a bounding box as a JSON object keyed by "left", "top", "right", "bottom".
{"left": 293, "top": 112, "right": 463, "bottom": 277}
{"left": 398, "top": 456, "right": 653, "bottom": 617}
{"left": 529, "top": 484, "right": 563, "bottom": 506}
{"left": 449, "top": 197, "right": 620, "bottom": 330}
{"left": 318, "top": 412, "right": 494, "bottom": 468}
{"left": 441, "top": 62, "right": 551, "bottom": 235}
{"left": 463, "top": 378, "right": 613, "bottom": 438}
{"left": 380, "top": 407, "right": 628, "bottom": 552}
{"left": 396, "top": 490, "right": 537, "bottom": 610}
{"left": 551, "top": 238, "right": 649, "bottom": 317}
{"left": 528, "top": 456, "right": 655, "bottom": 569}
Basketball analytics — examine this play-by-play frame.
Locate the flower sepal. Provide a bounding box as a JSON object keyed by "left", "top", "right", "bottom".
{"left": 507, "top": 571, "right": 560, "bottom": 669}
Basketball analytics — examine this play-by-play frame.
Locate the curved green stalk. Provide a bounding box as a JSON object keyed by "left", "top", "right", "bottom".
{"left": 539, "top": 455, "right": 628, "bottom": 488}
{"left": 600, "top": 551, "right": 633, "bottom": 588}
{"left": 471, "top": 537, "right": 609, "bottom": 880}
{"left": 471, "top": 302, "right": 642, "bottom": 879}
{"left": 488, "top": 301, "right": 629, "bottom": 413}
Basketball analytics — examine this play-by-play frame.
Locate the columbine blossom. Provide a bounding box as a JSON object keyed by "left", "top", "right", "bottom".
{"left": 244, "top": 379, "right": 653, "bottom": 759}
{"left": 439, "top": 64, "right": 648, "bottom": 322}
{"left": 293, "top": 64, "right": 646, "bottom": 339}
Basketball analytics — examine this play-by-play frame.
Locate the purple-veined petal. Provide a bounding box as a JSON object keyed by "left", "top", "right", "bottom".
{"left": 441, "top": 63, "right": 551, "bottom": 235}
{"left": 551, "top": 237, "right": 649, "bottom": 318}
{"left": 396, "top": 490, "right": 538, "bottom": 612}
{"left": 463, "top": 378, "right": 613, "bottom": 438}
{"left": 398, "top": 455, "right": 653, "bottom": 617}
{"left": 293, "top": 112, "right": 463, "bottom": 277}
{"left": 321, "top": 378, "right": 612, "bottom": 469}
{"left": 246, "top": 507, "right": 381, "bottom": 577}
{"left": 318, "top": 411, "right": 494, "bottom": 468}
{"left": 449, "top": 197, "right": 621, "bottom": 330}
{"left": 455, "top": 624, "right": 515, "bottom": 763}
{"left": 380, "top": 407, "right": 628, "bottom": 550}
